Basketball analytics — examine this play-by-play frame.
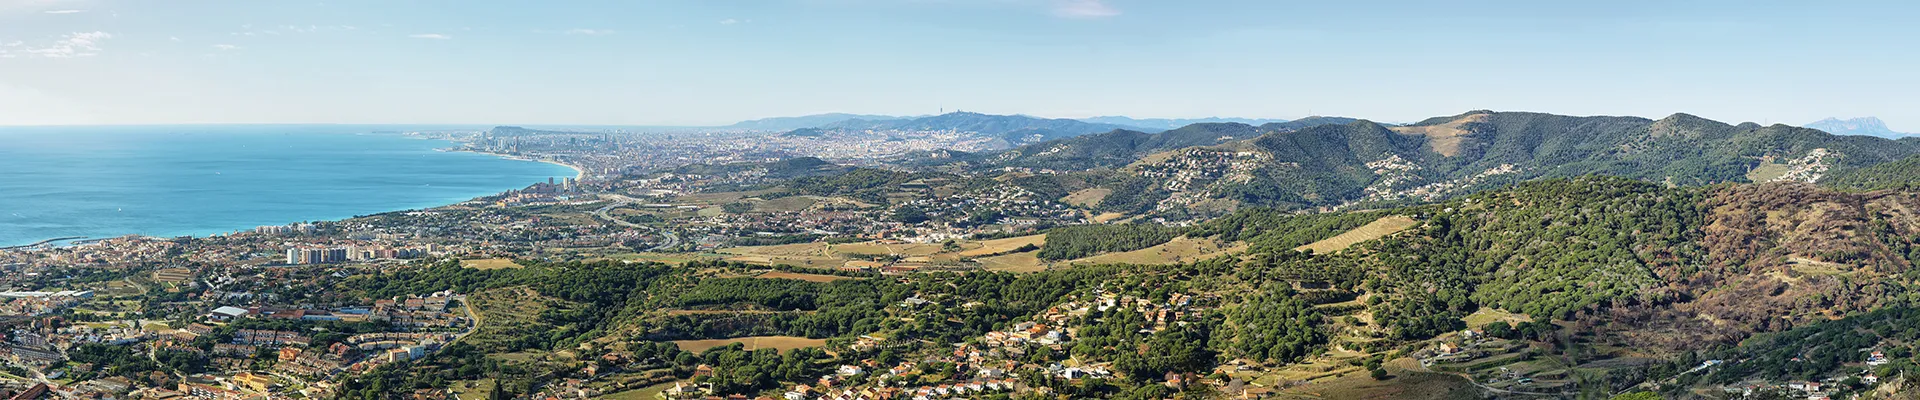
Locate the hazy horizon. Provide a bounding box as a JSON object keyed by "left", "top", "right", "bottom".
{"left": 5, "top": 0, "right": 1920, "bottom": 131}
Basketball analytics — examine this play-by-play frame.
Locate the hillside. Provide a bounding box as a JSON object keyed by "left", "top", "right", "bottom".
{"left": 976, "top": 118, "right": 1366, "bottom": 171}
{"left": 1075, "top": 111, "right": 1920, "bottom": 215}
{"left": 1823, "top": 154, "right": 1920, "bottom": 191}
{"left": 330, "top": 178, "right": 1920, "bottom": 399}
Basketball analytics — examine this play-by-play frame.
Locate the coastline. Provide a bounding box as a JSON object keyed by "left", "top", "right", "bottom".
{"left": 4, "top": 140, "right": 587, "bottom": 250}
{"left": 444, "top": 147, "right": 586, "bottom": 180}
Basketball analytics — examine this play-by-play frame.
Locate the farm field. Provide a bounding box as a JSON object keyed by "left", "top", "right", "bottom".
{"left": 1068, "top": 236, "right": 1245, "bottom": 266}
{"left": 1296, "top": 215, "right": 1419, "bottom": 254}
{"left": 462, "top": 258, "right": 523, "bottom": 270}
{"left": 955, "top": 234, "right": 1045, "bottom": 257}
{"left": 1062, "top": 188, "right": 1112, "bottom": 207}
{"left": 976, "top": 252, "right": 1046, "bottom": 273}
{"left": 1277, "top": 358, "right": 1484, "bottom": 400}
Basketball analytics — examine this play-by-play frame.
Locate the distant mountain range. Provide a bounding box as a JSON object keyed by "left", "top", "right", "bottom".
{"left": 1077, "top": 116, "right": 1292, "bottom": 130}
{"left": 811, "top": 112, "right": 1139, "bottom": 145}
{"left": 1804, "top": 117, "right": 1913, "bottom": 139}
{"left": 725, "top": 113, "right": 907, "bottom": 131}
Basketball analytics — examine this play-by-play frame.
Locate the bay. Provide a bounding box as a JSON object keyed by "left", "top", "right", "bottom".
{"left": 0, "top": 125, "right": 575, "bottom": 247}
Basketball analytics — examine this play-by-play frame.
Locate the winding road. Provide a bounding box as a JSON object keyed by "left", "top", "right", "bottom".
{"left": 591, "top": 194, "right": 681, "bottom": 251}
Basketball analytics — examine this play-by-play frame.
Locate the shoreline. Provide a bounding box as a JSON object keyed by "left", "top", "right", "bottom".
{"left": 5, "top": 143, "right": 588, "bottom": 250}
{"left": 444, "top": 148, "right": 586, "bottom": 180}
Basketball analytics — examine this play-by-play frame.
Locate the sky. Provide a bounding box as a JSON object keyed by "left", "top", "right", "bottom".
{"left": 2, "top": 0, "right": 1918, "bottom": 129}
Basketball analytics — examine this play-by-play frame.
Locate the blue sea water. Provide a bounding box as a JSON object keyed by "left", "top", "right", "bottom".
{"left": 0, "top": 125, "right": 576, "bottom": 247}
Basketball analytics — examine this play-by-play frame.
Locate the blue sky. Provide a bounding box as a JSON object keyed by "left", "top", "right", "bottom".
{"left": 1, "top": 0, "right": 1916, "bottom": 129}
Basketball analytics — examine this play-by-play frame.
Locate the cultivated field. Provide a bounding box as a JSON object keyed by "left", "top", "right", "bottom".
{"left": 602, "top": 252, "right": 720, "bottom": 265}
{"left": 1277, "top": 358, "right": 1484, "bottom": 400}
{"left": 1462, "top": 308, "right": 1533, "bottom": 328}
{"left": 462, "top": 258, "right": 524, "bottom": 270}
{"left": 1062, "top": 188, "right": 1112, "bottom": 208}
{"left": 976, "top": 252, "right": 1047, "bottom": 273}
{"left": 1070, "top": 236, "right": 1246, "bottom": 265}
{"left": 956, "top": 234, "right": 1045, "bottom": 257}
{"left": 671, "top": 336, "right": 827, "bottom": 353}
{"left": 1296, "top": 215, "right": 1419, "bottom": 254}
{"left": 722, "top": 236, "right": 1052, "bottom": 271}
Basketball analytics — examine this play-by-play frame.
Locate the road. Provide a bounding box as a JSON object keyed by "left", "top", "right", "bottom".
{"left": 1413, "top": 358, "right": 1566, "bottom": 397}
{"left": 591, "top": 194, "right": 682, "bottom": 251}
{"left": 592, "top": 195, "right": 647, "bottom": 229}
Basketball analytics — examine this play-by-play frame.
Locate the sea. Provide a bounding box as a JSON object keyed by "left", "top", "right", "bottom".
{"left": 0, "top": 125, "right": 578, "bottom": 247}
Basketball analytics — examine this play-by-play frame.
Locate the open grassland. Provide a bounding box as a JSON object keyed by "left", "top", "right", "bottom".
{"left": 1091, "top": 212, "right": 1130, "bottom": 223}
{"left": 1278, "top": 358, "right": 1484, "bottom": 400}
{"left": 1296, "top": 215, "right": 1419, "bottom": 254}
{"left": 755, "top": 270, "right": 855, "bottom": 282}
{"left": 674, "top": 190, "right": 777, "bottom": 206}
{"left": 671, "top": 336, "right": 827, "bottom": 353}
{"left": 956, "top": 234, "right": 1046, "bottom": 257}
{"left": 601, "top": 381, "right": 674, "bottom": 400}
{"left": 466, "top": 287, "right": 579, "bottom": 351}
{"left": 719, "top": 242, "right": 843, "bottom": 268}
{"left": 447, "top": 378, "right": 497, "bottom": 400}
{"left": 602, "top": 252, "right": 720, "bottom": 265}
{"left": 1462, "top": 308, "right": 1534, "bottom": 328}
{"left": 976, "top": 252, "right": 1047, "bottom": 273}
{"left": 1747, "top": 161, "right": 1794, "bottom": 183}
{"left": 752, "top": 196, "right": 823, "bottom": 212}
{"left": 831, "top": 241, "right": 945, "bottom": 257}
{"left": 1069, "top": 236, "right": 1246, "bottom": 266}
{"left": 1062, "top": 188, "right": 1112, "bottom": 208}
{"left": 462, "top": 258, "right": 524, "bottom": 270}
{"left": 724, "top": 237, "right": 1051, "bottom": 271}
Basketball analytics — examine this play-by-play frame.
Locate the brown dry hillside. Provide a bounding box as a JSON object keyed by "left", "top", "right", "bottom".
{"left": 1675, "top": 183, "right": 1920, "bottom": 333}
{"left": 1389, "top": 113, "right": 1488, "bottom": 157}
{"left": 1589, "top": 183, "right": 1920, "bottom": 350}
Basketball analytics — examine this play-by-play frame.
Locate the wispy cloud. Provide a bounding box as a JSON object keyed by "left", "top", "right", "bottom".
{"left": 212, "top": 44, "right": 239, "bottom": 50}
{"left": 565, "top": 28, "right": 614, "bottom": 36}
{"left": 0, "top": 31, "right": 113, "bottom": 59}
{"left": 719, "top": 18, "right": 738, "bottom": 25}
{"left": 1052, "top": 0, "right": 1119, "bottom": 18}
{"left": 43, "top": 9, "right": 83, "bottom": 14}
{"left": 408, "top": 33, "right": 451, "bottom": 40}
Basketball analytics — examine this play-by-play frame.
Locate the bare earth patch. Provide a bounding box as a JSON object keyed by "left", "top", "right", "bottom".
{"left": 462, "top": 258, "right": 523, "bottom": 270}
{"left": 1062, "top": 188, "right": 1112, "bottom": 207}
{"left": 1390, "top": 113, "right": 1489, "bottom": 157}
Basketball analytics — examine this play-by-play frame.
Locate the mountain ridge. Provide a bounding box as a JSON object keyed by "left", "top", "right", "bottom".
{"left": 1805, "top": 116, "right": 1914, "bottom": 139}
{"left": 1078, "top": 116, "right": 1291, "bottom": 130}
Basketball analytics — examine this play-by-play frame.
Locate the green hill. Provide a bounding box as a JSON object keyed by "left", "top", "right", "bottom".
{"left": 1083, "top": 111, "right": 1920, "bottom": 214}
{"left": 1821, "top": 153, "right": 1920, "bottom": 191}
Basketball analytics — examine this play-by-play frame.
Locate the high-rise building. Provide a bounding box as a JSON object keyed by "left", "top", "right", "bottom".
{"left": 286, "top": 247, "right": 351, "bottom": 264}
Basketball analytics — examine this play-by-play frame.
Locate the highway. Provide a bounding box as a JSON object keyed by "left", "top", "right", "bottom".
{"left": 591, "top": 194, "right": 682, "bottom": 251}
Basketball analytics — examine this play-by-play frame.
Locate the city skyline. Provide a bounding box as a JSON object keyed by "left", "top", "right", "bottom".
{"left": 3, "top": 0, "right": 1919, "bottom": 130}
